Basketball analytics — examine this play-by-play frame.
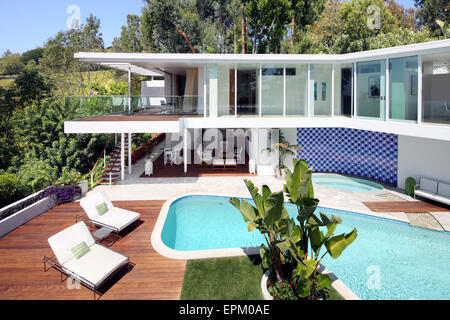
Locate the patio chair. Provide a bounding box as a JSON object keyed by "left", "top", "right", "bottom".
{"left": 44, "top": 221, "right": 130, "bottom": 299}
{"left": 79, "top": 192, "right": 141, "bottom": 234}
{"left": 195, "top": 144, "right": 213, "bottom": 165}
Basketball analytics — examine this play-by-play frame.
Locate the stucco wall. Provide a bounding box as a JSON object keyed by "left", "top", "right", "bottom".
{"left": 397, "top": 135, "right": 450, "bottom": 189}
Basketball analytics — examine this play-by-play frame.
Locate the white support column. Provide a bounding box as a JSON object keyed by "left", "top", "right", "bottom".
{"left": 331, "top": 64, "right": 335, "bottom": 118}
{"left": 128, "top": 133, "right": 132, "bottom": 175}
{"left": 385, "top": 58, "right": 390, "bottom": 121}
{"left": 235, "top": 64, "right": 237, "bottom": 118}
{"left": 307, "top": 64, "right": 311, "bottom": 118}
{"left": 283, "top": 64, "right": 286, "bottom": 117}
{"left": 184, "top": 128, "right": 188, "bottom": 173}
{"left": 353, "top": 62, "right": 357, "bottom": 118}
{"left": 204, "top": 65, "right": 207, "bottom": 118}
{"left": 121, "top": 133, "right": 125, "bottom": 181}
{"left": 128, "top": 65, "right": 131, "bottom": 115}
{"left": 259, "top": 64, "right": 262, "bottom": 118}
{"left": 417, "top": 55, "right": 423, "bottom": 125}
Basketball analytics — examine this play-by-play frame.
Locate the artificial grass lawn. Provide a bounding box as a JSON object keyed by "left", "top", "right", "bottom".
{"left": 180, "top": 255, "right": 344, "bottom": 300}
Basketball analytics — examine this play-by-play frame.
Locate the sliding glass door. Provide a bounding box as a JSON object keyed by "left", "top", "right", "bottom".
{"left": 357, "top": 60, "right": 386, "bottom": 120}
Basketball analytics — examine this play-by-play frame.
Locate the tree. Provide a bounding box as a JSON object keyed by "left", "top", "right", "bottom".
{"left": 115, "top": 15, "right": 144, "bottom": 52}
{"left": 245, "top": 0, "right": 292, "bottom": 53}
{"left": 415, "top": 0, "right": 450, "bottom": 33}
{"left": 0, "top": 53, "right": 24, "bottom": 75}
{"left": 21, "top": 48, "right": 45, "bottom": 65}
{"left": 290, "top": 0, "right": 325, "bottom": 39}
{"left": 14, "top": 63, "right": 53, "bottom": 105}
{"left": 339, "top": 0, "right": 399, "bottom": 52}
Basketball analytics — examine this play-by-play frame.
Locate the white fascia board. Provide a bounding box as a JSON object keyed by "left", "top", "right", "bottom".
{"left": 64, "top": 120, "right": 180, "bottom": 134}
{"left": 75, "top": 39, "right": 450, "bottom": 65}
{"left": 182, "top": 117, "right": 450, "bottom": 142}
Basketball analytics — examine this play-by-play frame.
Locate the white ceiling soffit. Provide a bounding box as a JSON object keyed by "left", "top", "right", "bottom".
{"left": 98, "top": 62, "right": 163, "bottom": 77}
{"left": 75, "top": 39, "right": 450, "bottom": 65}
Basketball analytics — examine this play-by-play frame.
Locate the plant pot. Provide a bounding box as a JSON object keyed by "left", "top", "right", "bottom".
{"left": 261, "top": 270, "right": 274, "bottom": 300}
{"left": 275, "top": 167, "right": 286, "bottom": 180}
{"left": 78, "top": 180, "right": 89, "bottom": 195}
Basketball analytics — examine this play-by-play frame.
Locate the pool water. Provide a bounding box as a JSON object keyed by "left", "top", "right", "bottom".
{"left": 161, "top": 195, "right": 450, "bottom": 300}
{"left": 312, "top": 175, "right": 384, "bottom": 192}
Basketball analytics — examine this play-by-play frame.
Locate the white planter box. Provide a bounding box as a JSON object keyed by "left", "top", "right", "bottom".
{"left": 78, "top": 180, "right": 89, "bottom": 195}
{"left": 0, "top": 192, "right": 56, "bottom": 238}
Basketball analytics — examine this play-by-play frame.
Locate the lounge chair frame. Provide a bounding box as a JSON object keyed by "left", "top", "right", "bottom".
{"left": 43, "top": 245, "right": 131, "bottom": 300}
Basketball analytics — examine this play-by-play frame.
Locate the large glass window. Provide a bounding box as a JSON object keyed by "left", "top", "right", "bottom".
{"left": 389, "top": 56, "right": 418, "bottom": 122}
{"left": 309, "top": 64, "right": 332, "bottom": 116}
{"left": 261, "top": 64, "right": 284, "bottom": 116}
{"left": 334, "top": 63, "right": 353, "bottom": 117}
{"left": 422, "top": 52, "right": 450, "bottom": 125}
{"left": 357, "top": 60, "right": 386, "bottom": 120}
{"left": 285, "top": 64, "right": 307, "bottom": 116}
{"left": 236, "top": 64, "right": 259, "bottom": 117}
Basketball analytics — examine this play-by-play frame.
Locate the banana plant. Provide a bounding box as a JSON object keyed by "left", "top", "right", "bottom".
{"left": 229, "top": 179, "right": 290, "bottom": 282}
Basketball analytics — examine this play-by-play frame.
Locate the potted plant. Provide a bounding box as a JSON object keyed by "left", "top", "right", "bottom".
{"left": 230, "top": 159, "right": 358, "bottom": 300}
{"left": 262, "top": 130, "right": 302, "bottom": 180}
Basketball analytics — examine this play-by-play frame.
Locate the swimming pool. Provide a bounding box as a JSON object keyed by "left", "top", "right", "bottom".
{"left": 158, "top": 195, "right": 450, "bottom": 300}
{"left": 312, "top": 175, "right": 384, "bottom": 192}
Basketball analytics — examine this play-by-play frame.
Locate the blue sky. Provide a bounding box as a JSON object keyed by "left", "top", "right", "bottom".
{"left": 0, "top": 0, "right": 417, "bottom": 55}
{"left": 0, "top": 0, "right": 144, "bottom": 54}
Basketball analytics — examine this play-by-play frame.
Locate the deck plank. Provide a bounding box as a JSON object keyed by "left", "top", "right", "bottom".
{"left": 0, "top": 200, "right": 186, "bottom": 300}
{"left": 362, "top": 201, "right": 450, "bottom": 213}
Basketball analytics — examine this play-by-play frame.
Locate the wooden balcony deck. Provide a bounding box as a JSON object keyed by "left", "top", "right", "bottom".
{"left": 0, "top": 201, "right": 186, "bottom": 300}
{"left": 362, "top": 201, "right": 450, "bottom": 213}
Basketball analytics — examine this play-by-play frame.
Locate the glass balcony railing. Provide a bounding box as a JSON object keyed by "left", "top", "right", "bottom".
{"left": 64, "top": 95, "right": 203, "bottom": 120}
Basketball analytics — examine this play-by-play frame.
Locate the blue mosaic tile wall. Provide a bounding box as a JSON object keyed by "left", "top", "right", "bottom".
{"left": 296, "top": 128, "right": 398, "bottom": 185}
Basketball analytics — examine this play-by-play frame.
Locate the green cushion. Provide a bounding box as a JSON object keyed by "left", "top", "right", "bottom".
{"left": 71, "top": 242, "right": 90, "bottom": 259}
{"left": 96, "top": 202, "right": 108, "bottom": 216}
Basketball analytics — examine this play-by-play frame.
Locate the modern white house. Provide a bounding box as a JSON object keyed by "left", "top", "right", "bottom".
{"left": 64, "top": 39, "right": 450, "bottom": 189}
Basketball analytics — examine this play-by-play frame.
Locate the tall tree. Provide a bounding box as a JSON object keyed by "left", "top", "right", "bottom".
{"left": 115, "top": 14, "right": 144, "bottom": 52}
{"left": 290, "top": 0, "right": 325, "bottom": 40}
{"left": 415, "top": 0, "right": 450, "bottom": 33}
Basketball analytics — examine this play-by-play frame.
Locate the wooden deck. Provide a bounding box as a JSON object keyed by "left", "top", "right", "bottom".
{"left": 0, "top": 201, "right": 186, "bottom": 300}
{"left": 362, "top": 201, "right": 450, "bottom": 213}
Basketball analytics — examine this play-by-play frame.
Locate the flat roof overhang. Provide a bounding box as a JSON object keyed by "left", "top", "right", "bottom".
{"left": 75, "top": 39, "right": 450, "bottom": 68}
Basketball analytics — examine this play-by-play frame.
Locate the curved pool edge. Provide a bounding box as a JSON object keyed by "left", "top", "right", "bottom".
{"left": 151, "top": 192, "right": 361, "bottom": 300}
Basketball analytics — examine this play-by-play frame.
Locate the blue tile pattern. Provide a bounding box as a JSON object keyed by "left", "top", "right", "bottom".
{"left": 296, "top": 128, "right": 398, "bottom": 185}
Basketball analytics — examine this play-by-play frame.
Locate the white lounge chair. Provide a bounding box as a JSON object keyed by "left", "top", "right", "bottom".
{"left": 414, "top": 177, "right": 450, "bottom": 206}
{"left": 79, "top": 192, "right": 141, "bottom": 233}
{"left": 45, "top": 221, "right": 130, "bottom": 299}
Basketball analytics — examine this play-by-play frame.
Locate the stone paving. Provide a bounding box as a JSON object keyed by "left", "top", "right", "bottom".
{"left": 85, "top": 156, "right": 449, "bottom": 232}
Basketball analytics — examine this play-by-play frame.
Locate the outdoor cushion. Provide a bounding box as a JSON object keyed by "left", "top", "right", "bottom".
{"left": 91, "top": 207, "right": 140, "bottom": 232}
{"left": 71, "top": 242, "right": 90, "bottom": 259}
{"left": 213, "top": 159, "right": 225, "bottom": 166}
{"left": 62, "top": 244, "right": 128, "bottom": 287}
{"left": 420, "top": 178, "right": 438, "bottom": 194}
{"left": 80, "top": 192, "right": 114, "bottom": 220}
{"left": 225, "top": 159, "right": 237, "bottom": 166}
{"left": 438, "top": 182, "right": 450, "bottom": 198}
{"left": 96, "top": 202, "right": 109, "bottom": 216}
{"left": 48, "top": 222, "right": 95, "bottom": 265}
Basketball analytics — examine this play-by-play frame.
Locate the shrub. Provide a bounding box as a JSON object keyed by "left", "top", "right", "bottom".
{"left": 42, "top": 184, "right": 81, "bottom": 205}
{"left": 0, "top": 171, "right": 29, "bottom": 208}
{"left": 57, "top": 167, "right": 84, "bottom": 185}
{"left": 405, "top": 177, "right": 417, "bottom": 196}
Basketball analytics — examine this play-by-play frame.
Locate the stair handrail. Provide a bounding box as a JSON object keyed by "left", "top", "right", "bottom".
{"left": 89, "top": 134, "right": 114, "bottom": 188}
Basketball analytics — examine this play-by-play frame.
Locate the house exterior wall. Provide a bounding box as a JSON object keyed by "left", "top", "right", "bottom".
{"left": 397, "top": 135, "right": 450, "bottom": 189}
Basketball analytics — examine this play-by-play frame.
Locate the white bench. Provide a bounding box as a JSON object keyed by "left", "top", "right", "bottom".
{"left": 414, "top": 177, "right": 450, "bottom": 206}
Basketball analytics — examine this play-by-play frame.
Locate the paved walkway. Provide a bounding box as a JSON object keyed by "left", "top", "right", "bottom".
{"left": 86, "top": 157, "right": 450, "bottom": 232}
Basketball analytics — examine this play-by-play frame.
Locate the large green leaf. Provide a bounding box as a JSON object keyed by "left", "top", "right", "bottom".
{"left": 315, "top": 273, "right": 332, "bottom": 291}
{"left": 229, "top": 198, "right": 258, "bottom": 224}
{"left": 244, "top": 179, "right": 264, "bottom": 218}
{"left": 325, "top": 228, "right": 358, "bottom": 259}
{"left": 263, "top": 191, "right": 284, "bottom": 227}
{"left": 309, "top": 226, "right": 324, "bottom": 257}
{"left": 295, "top": 259, "right": 316, "bottom": 279}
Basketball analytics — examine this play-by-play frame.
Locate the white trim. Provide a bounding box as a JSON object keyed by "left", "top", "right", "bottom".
{"left": 235, "top": 64, "right": 237, "bottom": 118}
{"left": 203, "top": 65, "right": 207, "bottom": 118}
{"left": 259, "top": 64, "right": 262, "bottom": 118}
{"left": 307, "top": 64, "right": 311, "bottom": 117}
{"left": 128, "top": 133, "right": 132, "bottom": 175}
{"left": 183, "top": 128, "right": 188, "bottom": 173}
{"left": 417, "top": 55, "right": 423, "bottom": 125}
{"left": 353, "top": 62, "right": 357, "bottom": 118}
{"left": 75, "top": 39, "right": 450, "bottom": 65}
{"left": 386, "top": 58, "right": 390, "bottom": 121}
{"left": 331, "top": 64, "right": 335, "bottom": 117}
{"left": 120, "top": 133, "right": 125, "bottom": 181}
{"left": 283, "top": 64, "right": 286, "bottom": 117}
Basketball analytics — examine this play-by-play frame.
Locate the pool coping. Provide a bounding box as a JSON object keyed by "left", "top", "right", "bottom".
{"left": 151, "top": 192, "right": 364, "bottom": 300}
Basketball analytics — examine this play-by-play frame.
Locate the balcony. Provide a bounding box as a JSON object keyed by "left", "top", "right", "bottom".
{"left": 65, "top": 95, "right": 204, "bottom": 122}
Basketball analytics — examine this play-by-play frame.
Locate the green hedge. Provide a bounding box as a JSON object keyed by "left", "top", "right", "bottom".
{"left": 0, "top": 171, "right": 29, "bottom": 208}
